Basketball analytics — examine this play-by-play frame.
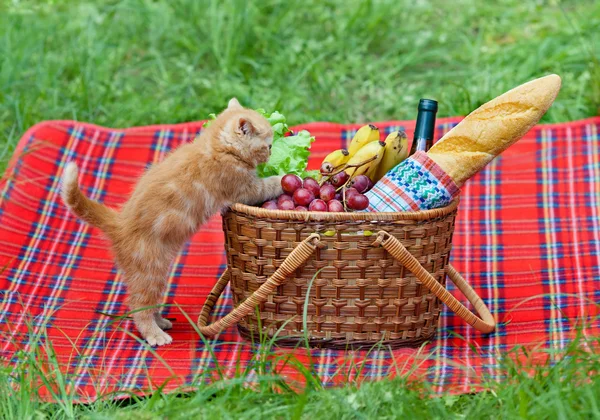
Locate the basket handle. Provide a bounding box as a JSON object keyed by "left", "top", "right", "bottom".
{"left": 373, "top": 231, "right": 496, "bottom": 333}
{"left": 197, "top": 233, "right": 320, "bottom": 337}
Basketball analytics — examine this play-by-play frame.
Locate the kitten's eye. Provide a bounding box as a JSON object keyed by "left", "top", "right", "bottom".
{"left": 269, "top": 145, "right": 272, "bottom": 150}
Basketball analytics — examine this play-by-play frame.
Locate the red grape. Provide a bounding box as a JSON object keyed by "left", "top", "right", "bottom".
{"left": 319, "top": 184, "right": 336, "bottom": 202}
{"left": 350, "top": 175, "right": 370, "bottom": 193}
{"left": 334, "top": 192, "right": 342, "bottom": 201}
{"left": 281, "top": 174, "right": 302, "bottom": 194}
{"left": 347, "top": 193, "right": 369, "bottom": 210}
{"left": 344, "top": 187, "right": 359, "bottom": 199}
{"left": 261, "top": 200, "right": 278, "bottom": 210}
{"left": 365, "top": 177, "right": 374, "bottom": 192}
{"left": 295, "top": 206, "right": 308, "bottom": 211}
{"left": 328, "top": 199, "right": 344, "bottom": 212}
{"left": 278, "top": 199, "right": 295, "bottom": 210}
{"left": 303, "top": 177, "right": 320, "bottom": 197}
{"left": 320, "top": 163, "right": 334, "bottom": 175}
{"left": 293, "top": 188, "right": 315, "bottom": 206}
{"left": 308, "top": 199, "right": 328, "bottom": 212}
{"left": 330, "top": 171, "right": 349, "bottom": 187}
{"left": 277, "top": 194, "right": 293, "bottom": 206}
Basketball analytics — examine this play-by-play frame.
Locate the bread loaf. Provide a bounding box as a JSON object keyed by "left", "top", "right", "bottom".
{"left": 427, "top": 74, "right": 562, "bottom": 186}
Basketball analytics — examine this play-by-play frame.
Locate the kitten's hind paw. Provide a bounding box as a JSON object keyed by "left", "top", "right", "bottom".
{"left": 155, "top": 316, "right": 173, "bottom": 330}
{"left": 145, "top": 329, "right": 173, "bottom": 347}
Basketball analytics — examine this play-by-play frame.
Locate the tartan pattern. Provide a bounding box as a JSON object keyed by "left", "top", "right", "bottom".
{"left": 0, "top": 117, "right": 599, "bottom": 402}
{"left": 363, "top": 151, "right": 459, "bottom": 212}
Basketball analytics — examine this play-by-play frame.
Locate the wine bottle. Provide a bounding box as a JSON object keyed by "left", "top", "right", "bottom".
{"left": 409, "top": 99, "right": 438, "bottom": 155}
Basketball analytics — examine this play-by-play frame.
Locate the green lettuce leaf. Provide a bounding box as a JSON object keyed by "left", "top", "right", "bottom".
{"left": 302, "top": 169, "right": 321, "bottom": 179}
{"left": 257, "top": 129, "right": 315, "bottom": 178}
{"left": 202, "top": 113, "right": 217, "bottom": 128}
{"left": 202, "top": 108, "right": 315, "bottom": 178}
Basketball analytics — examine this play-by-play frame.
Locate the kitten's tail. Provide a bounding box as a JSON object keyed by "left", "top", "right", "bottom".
{"left": 61, "top": 162, "right": 119, "bottom": 234}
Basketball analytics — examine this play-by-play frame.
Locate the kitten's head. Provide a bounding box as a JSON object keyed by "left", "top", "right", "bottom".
{"left": 210, "top": 98, "right": 274, "bottom": 167}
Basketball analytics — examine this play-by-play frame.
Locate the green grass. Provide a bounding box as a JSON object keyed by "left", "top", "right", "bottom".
{"left": 1, "top": 0, "right": 600, "bottom": 417}
{"left": 1, "top": 315, "right": 600, "bottom": 419}
{"left": 1, "top": 0, "right": 599, "bottom": 174}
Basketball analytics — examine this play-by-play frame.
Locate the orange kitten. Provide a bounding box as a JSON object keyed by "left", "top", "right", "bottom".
{"left": 61, "top": 98, "right": 283, "bottom": 346}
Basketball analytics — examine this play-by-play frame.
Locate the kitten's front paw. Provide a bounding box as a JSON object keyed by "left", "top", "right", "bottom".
{"left": 145, "top": 329, "right": 173, "bottom": 347}
{"left": 269, "top": 175, "right": 284, "bottom": 198}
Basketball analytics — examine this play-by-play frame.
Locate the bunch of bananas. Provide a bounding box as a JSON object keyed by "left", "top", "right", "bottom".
{"left": 320, "top": 124, "right": 408, "bottom": 185}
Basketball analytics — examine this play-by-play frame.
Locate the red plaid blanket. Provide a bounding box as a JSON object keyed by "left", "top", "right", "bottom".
{"left": 1, "top": 117, "right": 599, "bottom": 401}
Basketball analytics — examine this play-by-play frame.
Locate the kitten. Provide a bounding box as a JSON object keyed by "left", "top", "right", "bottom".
{"left": 61, "top": 98, "right": 283, "bottom": 346}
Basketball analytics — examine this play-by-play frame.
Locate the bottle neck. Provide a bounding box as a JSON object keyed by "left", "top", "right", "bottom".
{"left": 414, "top": 109, "right": 436, "bottom": 142}
{"left": 410, "top": 106, "right": 437, "bottom": 154}
{"left": 411, "top": 136, "right": 433, "bottom": 153}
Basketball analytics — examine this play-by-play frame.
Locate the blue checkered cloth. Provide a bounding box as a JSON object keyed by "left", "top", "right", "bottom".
{"left": 362, "top": 151, "right": 459, "bottom": 212}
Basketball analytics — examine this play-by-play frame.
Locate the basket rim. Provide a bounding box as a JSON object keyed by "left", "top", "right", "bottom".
{"left": 229, "top": 196, "right": 460, "bottom": 221}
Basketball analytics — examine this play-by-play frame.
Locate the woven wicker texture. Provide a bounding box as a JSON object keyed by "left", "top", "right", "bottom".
{"left": 211, "top": 198, "right": 464, "bottom": 348}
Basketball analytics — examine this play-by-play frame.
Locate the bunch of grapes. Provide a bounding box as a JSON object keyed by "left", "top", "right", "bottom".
{"left": 261, "top": 174, "right": 373, "bottom": 212}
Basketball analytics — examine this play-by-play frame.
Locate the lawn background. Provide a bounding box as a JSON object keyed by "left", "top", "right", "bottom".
{"left": 1, "top": 0, "right": 599, "bottom": 174}
{"left": 0, "top": 0, "right": 599, "bottom": 418}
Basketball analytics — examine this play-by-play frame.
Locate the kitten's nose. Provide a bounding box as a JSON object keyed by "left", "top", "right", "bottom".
{"left": 268, "top": 145, "right": 272, "bottom": 150}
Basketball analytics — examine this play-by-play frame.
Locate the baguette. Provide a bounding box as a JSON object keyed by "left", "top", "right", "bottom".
{"left": 427, "top": 74, "right": 562, "bottom": 186}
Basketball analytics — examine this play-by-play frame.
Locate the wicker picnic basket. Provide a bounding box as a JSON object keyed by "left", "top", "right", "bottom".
{"left": 198, "top": 197, "right": 495, "bottom": 349}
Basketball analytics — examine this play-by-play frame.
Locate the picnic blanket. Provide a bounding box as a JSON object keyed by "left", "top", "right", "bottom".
{"left": 0, "top": 116, "right": 599, "bottom": 402}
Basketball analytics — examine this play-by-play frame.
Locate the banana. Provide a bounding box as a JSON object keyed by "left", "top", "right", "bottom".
{"left": 321, "top": 148, "right": 350, "bottom": 173}
{"left": 345, "top": 140, "right": 386, "bottom": 178}
{"left": 373, "top": 130, "right": 409, "bottom": 182}
{"left": 347, "top": 124, "right": 380, "bottom": 156}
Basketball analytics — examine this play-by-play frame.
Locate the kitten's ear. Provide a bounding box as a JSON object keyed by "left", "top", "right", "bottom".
{"left": 227, "top": 97, "right": 242, "bottom": 110}
{"left": 235, "top": 118, "right": 255, "bottom": 136}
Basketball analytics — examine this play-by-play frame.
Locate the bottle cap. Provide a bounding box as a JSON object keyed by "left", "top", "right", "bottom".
{"left": 410, "top": 98, "right": 439, "bottom": 153}
{"left": 418, "top": 99, "right": 438, "bottom": 113}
